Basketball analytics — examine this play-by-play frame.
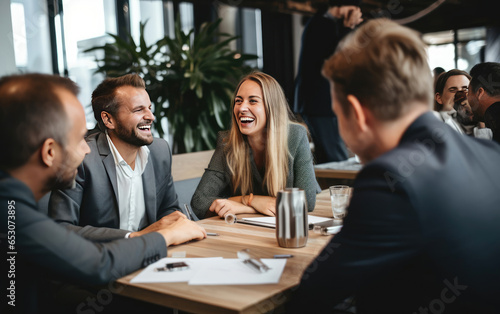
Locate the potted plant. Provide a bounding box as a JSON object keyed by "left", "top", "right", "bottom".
{"left": 85, "top": 16, "right": 257, "bottom": 153}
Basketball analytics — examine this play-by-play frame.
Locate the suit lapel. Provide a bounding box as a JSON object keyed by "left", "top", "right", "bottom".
{"left": 96, "top": 133, "right": 119, "bottom": 205}
{"left": 142, "top": 155, "right": 156, "bottom": 224}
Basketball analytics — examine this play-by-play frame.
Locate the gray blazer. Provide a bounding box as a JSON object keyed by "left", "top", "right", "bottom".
{"left": 49, "top": 132, "right": 180, "bottom": 241}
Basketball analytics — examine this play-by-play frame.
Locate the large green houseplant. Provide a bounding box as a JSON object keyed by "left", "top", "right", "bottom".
{"left": 85, "top": 17, "right": 257, "bottom": 153}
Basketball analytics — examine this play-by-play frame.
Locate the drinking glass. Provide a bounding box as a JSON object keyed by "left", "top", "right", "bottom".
{"left": 329, "top": 185, "right": 351, "bottom": 220}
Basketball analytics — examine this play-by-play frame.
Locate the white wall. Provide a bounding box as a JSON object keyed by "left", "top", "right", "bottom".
{"left": 0, "top": 1, "right": 18, "bottom": 76}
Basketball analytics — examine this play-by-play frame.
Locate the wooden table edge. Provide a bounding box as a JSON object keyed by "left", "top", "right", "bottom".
{"left": 114, "top": 277, "right": 296, "bottom": 314}
{"left": 314, "top": 168, "right": 358, "bottom": 179}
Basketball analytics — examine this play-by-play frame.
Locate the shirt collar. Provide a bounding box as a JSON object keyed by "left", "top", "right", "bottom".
{"left": 105, "top": 131, "right": 150, "bottom": 176}
{"left": 446, "top": 108, "right": 457, "bottom": 118}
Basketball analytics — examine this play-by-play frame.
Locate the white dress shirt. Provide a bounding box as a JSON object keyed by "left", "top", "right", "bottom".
{"left": 432, "top": 110, "right": 464, "bottom": 134}
{"left": 433, "top": 110, "right": 493, "bottom": 140}
{"left": 106, "top": 132, "right": 150, "bottom": 232}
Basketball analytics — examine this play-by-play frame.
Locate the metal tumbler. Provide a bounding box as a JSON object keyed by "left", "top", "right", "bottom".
{"left": 276, "top": 188, "right": 308, "bottom": 248}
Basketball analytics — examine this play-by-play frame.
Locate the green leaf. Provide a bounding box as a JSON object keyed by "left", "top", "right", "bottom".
{"left": 184, "top": 124, "right": 194, "bottom": 153}
{"left": 195, "top": 84, "right": 203, "bottom": 99}
{"left": 211, "top": 91, "right": 226, "bottom": 129}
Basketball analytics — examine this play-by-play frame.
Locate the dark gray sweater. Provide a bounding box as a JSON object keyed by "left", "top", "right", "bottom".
{"left": 191, "top": 123, "right": 321, "bottom": 218}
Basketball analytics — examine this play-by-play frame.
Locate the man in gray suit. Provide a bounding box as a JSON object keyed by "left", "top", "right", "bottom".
{"left": 49, "top": 74, "right": 183, "bottom": 241}
{"left": 0, "top": 73, "right": 206, "bottom": 313}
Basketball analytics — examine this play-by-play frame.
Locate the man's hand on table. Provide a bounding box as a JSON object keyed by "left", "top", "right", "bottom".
{"left": 129, "top": 211, "right": 207, "bottom": 245}
{"left": 157, "top": 217, "right": 207, "bottom": 246}
{"left": 129, "top": 211, "right": 188, "bottom": 238}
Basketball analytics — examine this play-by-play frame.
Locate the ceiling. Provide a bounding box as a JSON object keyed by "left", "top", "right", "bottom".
{"left": 217, "top": 0, "right": 499, "bottom": 34}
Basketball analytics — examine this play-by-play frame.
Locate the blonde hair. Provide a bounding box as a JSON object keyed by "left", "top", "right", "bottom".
{"left": 226, "top": 71, "right": 296, "bottom": 197}
{"left": 322, "top": 18, "right": 433, "bottom": 120}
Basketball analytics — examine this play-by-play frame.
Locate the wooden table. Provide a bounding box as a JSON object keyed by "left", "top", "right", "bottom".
{"left": 315, "top": 168, "right": 359, "bottom": 180}
{"left": 314, "top": 158, "right": 362, "bottom": 189}
{"left": 115, "top": 190, "right": 333, "bottom": 313}
{"left": 314, "top": 157, "right": 362, "bottom": 180}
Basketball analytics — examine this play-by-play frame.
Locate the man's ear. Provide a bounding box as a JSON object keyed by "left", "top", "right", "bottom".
{"left": 476, "top": 87, "right": 486, "bottom": 100}
{"left": 101, "top": 111, "right": 115, "bottom": 130}
{"left": 40, "top": 138, "right": 58, "bottom": 167}
{"left": 346, "top": 94, "right": 369, "bottom": 132}
{"left": 435, "top": 92, "right": 443, "bottom": 105}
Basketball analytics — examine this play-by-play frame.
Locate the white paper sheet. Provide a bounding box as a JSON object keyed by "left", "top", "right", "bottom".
{"left": 239, "top": 215, "right": 331, "bottom": 228}
{"left": 131, "top": 257, "right": 222, "bottom": 283}
{"left": 131, "top": 257, "right": 287, "bottom": 285}
{"left": 188, "top": 258, "right": 287, "bottom": 285}
{"left": 325, "top": 225, "right": 343, "bottom": 234}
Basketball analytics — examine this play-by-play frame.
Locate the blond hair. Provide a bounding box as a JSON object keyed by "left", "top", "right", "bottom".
{"left": 226, "top": 71, "right": 296, "bottom": 197}
{"left": 322, "top": 18, "right": 433, "bottom": 120}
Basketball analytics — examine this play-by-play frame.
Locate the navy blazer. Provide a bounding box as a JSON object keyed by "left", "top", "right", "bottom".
{"left": 287, "top": 112, "right": 500, "bottom": 313}
{"left": 49, "top": 132, "right": 180, "bottom": 241}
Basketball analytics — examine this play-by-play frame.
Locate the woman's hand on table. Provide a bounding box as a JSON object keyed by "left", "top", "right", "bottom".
{"left": 209, "top": 199, "right": 256, "bottom": 218}
{"left": 250, "top": 196, "right": 276, "bottom": 217}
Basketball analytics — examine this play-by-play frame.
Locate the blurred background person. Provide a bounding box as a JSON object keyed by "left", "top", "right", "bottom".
{"left": 434, "top": 69, "right": 471, "bottom": 112}
{"left": 293, "top": 0, "right": 363, "bottom": 164}
{"left": 191, "top": 71, "right": 320, "bottom": 219}
{"left": 468, "top": 62, "right": 500, "bottom": 144}
{"left": 433, "top": 69, "right": 471, "bottom": 133}
{"left": 453, "top": 90, "right": 492, "bottom": 139}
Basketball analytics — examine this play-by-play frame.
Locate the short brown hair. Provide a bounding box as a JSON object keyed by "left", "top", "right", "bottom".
{"left": 0, "top": 73, "right": 78, "bottom": 170}
{"left": 322, "top": 18, "right": 433, "bottom": 121}
{"left": 91, "top": 74, "right": 146, "bottom": 130}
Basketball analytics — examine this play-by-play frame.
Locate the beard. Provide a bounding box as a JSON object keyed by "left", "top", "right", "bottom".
{"left": 457, "top": 111, "right": 477, "bottom": 126}
{"left": 114, "top": 120, "right": 153, "bottom": 147}
{"left": 53, "top": 172, "right": 77, "bottom": 190}
{"left": 458, "top": 117, "right": 476, "bottom": 126}
{"left": 48, "top": 150, "right": 79, "bottom": 191}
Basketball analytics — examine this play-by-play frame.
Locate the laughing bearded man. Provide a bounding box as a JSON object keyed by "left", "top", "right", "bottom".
{"left": 49, "top": 74, "right": 186, "bottom": 241}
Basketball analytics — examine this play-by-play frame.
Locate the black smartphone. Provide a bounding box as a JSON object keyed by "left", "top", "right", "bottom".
{"left": 154, "top": 262, "right": 190, "bottom": 272}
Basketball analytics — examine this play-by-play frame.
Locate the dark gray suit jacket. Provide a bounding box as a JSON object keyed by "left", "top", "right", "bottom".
{"left": 287, "top": 112, "right": 500, "bottom": 313}
{"left": 0, "top": 172, "right": 166, "bottom": 313}
{"left": 49, "top": 132, "right": 180, "bottom": 241}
